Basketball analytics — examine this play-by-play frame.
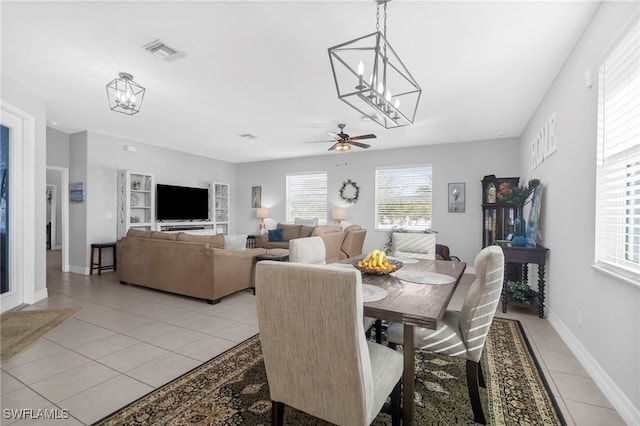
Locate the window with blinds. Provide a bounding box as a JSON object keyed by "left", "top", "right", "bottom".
{"left": 594, "top": 16, "right": 640, "bottom": 285}
{"left": 375, "top": 165, "right": 432, "bottom": 231}
{"left": 286, "top": 172, "right": 327, "bottom": 224}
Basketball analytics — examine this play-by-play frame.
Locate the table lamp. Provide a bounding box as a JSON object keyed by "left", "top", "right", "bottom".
{"left": 332, "top": 208, "right": 347, "bottom": 231}
{"left": 256, "top": 208, "right": 269, "bottom": 234}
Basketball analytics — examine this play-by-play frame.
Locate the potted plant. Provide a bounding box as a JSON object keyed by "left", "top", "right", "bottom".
{"left": 506, "top": 280, "right": 538, "bottom": 304}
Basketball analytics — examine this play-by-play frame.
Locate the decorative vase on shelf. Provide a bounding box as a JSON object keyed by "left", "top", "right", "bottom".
{"left": 512, "top": 206, "right": 527, "bottom": 247}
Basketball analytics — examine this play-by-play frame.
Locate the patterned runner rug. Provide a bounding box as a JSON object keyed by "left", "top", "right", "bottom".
{"left": 96, "top": 318, "right": 565, "bottom": 425}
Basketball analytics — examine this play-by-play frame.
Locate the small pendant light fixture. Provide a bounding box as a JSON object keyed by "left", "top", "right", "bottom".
{"left": 328, "top": 0, "right": 421, "bottom": 129}
{"left": 106, "top": 72, "right": 146, "bottom": 115}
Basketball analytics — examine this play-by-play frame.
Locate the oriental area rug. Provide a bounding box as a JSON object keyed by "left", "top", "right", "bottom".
{"left": 96, "top": 318, "right": 565, "bottom": 425}
{"left": 0, "top": 307, "right": 83, "bottom": 362}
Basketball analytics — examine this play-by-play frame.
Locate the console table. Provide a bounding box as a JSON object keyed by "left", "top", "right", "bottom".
{"left": 497, "top": 243, "right": 549, "bottom": 318}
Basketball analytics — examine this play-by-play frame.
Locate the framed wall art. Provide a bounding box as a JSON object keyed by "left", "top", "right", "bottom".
{"left": 448, "top": 183, "right": 465, "bottom": 213}
{"left": 251, "top": 186, "right": 262, "bottom": 208}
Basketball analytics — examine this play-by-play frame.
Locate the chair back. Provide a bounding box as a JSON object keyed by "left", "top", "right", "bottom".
{"left": 289, "top": 236, "right": 326, "bottom": 264}
{"left": 459, "top": 245, "right": 505, "bottom": 362}
{"left": 340, "top": 226, "right": 367, "bottom": 259}
{"left": 390, "top": 232, "right": 436, "bottom": 259}
{"left": 256, "top": 261, "right": 374, "bottom": 425}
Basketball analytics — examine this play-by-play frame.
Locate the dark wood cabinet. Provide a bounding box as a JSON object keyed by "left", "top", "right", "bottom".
{"left": 481, "top": 175, "right": 519, "bottom": 247}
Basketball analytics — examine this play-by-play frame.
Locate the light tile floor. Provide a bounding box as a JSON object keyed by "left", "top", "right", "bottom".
{"left": 0, "top": 251, "right": 626, "bottom": 425}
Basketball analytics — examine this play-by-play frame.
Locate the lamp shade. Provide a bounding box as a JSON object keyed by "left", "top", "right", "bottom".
{"left": 256, "top": 208, "right": 270, "bottom": 219}
{"left": 332, "top": 208, "right": 347, "bottom": 220}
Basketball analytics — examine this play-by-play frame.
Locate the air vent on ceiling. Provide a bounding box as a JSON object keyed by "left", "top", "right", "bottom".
{"left": 239, "top": 133, "right": 258, "bottom": 140}
{"left": 142, "top": 39, "right": 186, "bottom": 62}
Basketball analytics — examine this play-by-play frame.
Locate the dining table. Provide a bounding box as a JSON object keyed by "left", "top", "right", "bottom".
{"left": 345, "top": 257, "right": 467, "bottom": 425}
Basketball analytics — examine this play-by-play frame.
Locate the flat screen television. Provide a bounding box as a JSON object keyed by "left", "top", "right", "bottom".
{"left": 156, "top": 184, "right": 209, "bottom": 221}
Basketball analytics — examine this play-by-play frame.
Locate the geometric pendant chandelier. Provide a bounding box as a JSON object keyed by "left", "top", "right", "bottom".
{"left": 328, "top": 0, "right": 421, "bottom": 129}
{"left": 105, "top": 72, "right": 146, "bottom": 115}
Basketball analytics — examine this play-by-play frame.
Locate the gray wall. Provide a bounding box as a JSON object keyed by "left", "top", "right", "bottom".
{"left": 236, "top": 137, "right": 520, "bottom": 264}
{"left": 69, "top": 132, "right": 88, "bottom": 274}
{"left": 46, "top": 126, "right": 69, "bottom": 167}
{"left": 0, "top": 72, "right": 47, "bottom": 298}
{"left": 519, "top": 1, "right": 640, "bottom": 421}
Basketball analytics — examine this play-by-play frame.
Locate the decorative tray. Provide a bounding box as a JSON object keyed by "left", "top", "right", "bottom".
{"left": 353, "top": 258, "right": 403, "bottom": 275}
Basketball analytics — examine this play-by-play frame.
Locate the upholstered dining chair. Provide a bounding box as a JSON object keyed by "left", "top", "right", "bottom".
{"left": 256, "top": 261, "right": 403, "bottom": 426}
{"left": 390, "top": 232, "right": 436, "bottom": 259}
{"left": 386, "top": 245, "right": 504, "bottom": 424}
{"left": 289, "top": 236, "right": 326, "bottom": 264}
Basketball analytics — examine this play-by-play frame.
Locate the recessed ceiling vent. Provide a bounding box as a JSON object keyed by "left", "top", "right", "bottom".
{"left": 239, "top": 133, "right": 258, "bottom": 140}
{"left": 143, "top": 39, "right": 186, "bottom": 62}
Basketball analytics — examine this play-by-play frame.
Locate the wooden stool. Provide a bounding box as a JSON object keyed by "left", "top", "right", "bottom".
{"left": 90, "top": 242, "right": 117, "bottom": 275}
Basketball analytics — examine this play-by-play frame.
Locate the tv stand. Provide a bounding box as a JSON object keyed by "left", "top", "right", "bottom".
{"left": 156, "top": 221, "right": 215, "bottom": 232}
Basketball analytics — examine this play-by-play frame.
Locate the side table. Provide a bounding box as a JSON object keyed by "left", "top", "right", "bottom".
{"left": 497, "top": 243, "right": 549, "bottom": 318}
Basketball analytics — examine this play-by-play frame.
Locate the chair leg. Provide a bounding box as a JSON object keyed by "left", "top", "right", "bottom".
{"left": 390, "top": 379, "right": 402, "bottom": 426}
{"left": 466, "top": 360, "right": 486, "bottom": 424}
{"left": 479, "top": 361, "right": 486, "bottom": 388}
{"left": 375, "top": 319, "right": 383, "bottom": 344}
{"left": 271, "top": 401, "right": 284, "bottom": 426}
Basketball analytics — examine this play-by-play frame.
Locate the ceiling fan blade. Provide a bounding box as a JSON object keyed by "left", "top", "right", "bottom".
{"left": 349, "top": 134, "right": 376, "bottom": 141}
{"left": 327, "top": 132, "right": 340, "bottom": 140}
{"left": 328, "top": 142, "right": 340, "bottom": 151}
{"left": 349, "top": 141, "right": 371, "bottom": 149}
{"left": 304, "top": 140, "right": 335, "bottom": 144}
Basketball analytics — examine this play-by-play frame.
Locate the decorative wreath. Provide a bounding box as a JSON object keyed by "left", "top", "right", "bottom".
{"left": 339, "top": 179, "right": 360, "bottom": 204}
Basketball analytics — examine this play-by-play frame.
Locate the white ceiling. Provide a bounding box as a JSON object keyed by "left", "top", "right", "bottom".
{"left": 2, "top": 1, "right": 600, "bottom": 164}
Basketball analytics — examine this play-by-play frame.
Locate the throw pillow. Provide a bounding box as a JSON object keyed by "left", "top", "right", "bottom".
{"left": 224, "top": 234, "right": 248, "bottom": 250}
{"left": 268, "top": 228, "right": 284, "bottom": 242}
{"left": 294, "top": 218, "right": 319, "bottom": 227}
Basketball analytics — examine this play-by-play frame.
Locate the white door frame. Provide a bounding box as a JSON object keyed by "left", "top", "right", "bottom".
{"left": 46, "top": 166, "right": 69, "bottom": 271}
{"left": 0, "top": 101, "right": 36, "bottom": 312}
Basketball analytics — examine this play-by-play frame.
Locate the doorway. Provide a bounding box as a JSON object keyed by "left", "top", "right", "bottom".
{"left": 0, "top": 102, "right": 36, "bottom": 313}
{"left": 46, "top": 166, "right": 69, "bottom": 272}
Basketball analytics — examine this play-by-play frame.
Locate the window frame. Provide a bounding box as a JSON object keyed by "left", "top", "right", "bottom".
{"left": 593, "top": 15, "right": 640, "bottom": 287}
{"left": 374, "top": 164, "right": 433, "bottom": 232}
{"left": 285, "top": 171, "right": 328, "bottom": 225}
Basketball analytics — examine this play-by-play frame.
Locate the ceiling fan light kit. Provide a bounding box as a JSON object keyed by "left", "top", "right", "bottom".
{"left": 106, "top": 72, "right": 146, "bottom": 115}
{"left": 328, "top": 0, "right": 421, "bottom": 129}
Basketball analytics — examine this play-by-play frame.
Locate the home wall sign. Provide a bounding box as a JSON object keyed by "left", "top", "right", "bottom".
{"left": 531, "top": 111, "right": 557, "bottom": 170}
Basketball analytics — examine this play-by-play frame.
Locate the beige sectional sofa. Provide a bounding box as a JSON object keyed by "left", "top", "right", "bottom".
{"left": 117, "top": 229, "right": 267, "bottom": 304}
{"left": 255, "top": 223, "right": 367, "bottom": 263}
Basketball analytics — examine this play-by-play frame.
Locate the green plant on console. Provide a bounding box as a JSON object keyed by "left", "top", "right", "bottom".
{"left": 506, "top": 280, "right": 538, "bottom": 304}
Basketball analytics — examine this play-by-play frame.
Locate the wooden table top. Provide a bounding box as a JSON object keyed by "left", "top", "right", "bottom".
{"left": 358, "top": 259, "right": 467, "bottom": 329}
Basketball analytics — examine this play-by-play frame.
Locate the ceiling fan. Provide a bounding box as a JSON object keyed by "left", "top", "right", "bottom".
{"left": 306, "top": 124, "right": 376, "bottom": 152}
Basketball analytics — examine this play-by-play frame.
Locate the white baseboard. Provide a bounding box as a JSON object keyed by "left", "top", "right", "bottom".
{"left": 548, "top": 309, "right": 640, "bottom": 425}
{"left": 68, "top": 265, "right": 88, "bottom": 275}
{"left": 33, "top": 288, "right": 48, "bottom": 303}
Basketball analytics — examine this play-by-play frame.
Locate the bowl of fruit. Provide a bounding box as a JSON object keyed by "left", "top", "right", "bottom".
{"left": 353, "top": 250, "right": 403, "bottom": 275}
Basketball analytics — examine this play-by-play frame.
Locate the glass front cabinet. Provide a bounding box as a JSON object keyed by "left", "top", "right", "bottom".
{"left": 117, "top": 170, "right": 155, "bottom": 239}
{"left": 481, "top": 175, "right": 519, "bottom": 247}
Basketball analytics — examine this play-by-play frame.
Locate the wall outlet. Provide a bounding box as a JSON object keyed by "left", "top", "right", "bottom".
{"left": 577, "top": 310, "right": 583, "bottom": 327}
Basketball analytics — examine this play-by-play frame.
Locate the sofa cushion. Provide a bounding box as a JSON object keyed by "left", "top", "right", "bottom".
{"left": 150, "top": 231, "right": 180, "bottom": 241}
{"left": 177, "top": 232, "right": 224, "bottom": 248}
{"left": 126, "top": 228, "right": 152, "bottom": 238}
{"left": 312, "top": 225, "right": 340, "bottom": 236}
{"left": 277, "top": 223, "right": 302, "bottom": 241}
{"left": 224, "top": 234, "right": 248, "bottom": 250}
{"left": 268, "top": 229, "right": 284, "bottom": 242}
{"left": 294, "top": 217, "right": 319, "bottom": 227}
{"left": 298, "top": 225, "right": 314, "bottom": 238}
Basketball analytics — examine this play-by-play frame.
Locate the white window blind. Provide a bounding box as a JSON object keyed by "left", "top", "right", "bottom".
{"left": 286, "top": 172, "right": 327, "bottom": 224}
{"left": 375, "top": 165, "right": 432, "bottom": 231}
{"left": 595, "top": 17, "right": 640, "bottom": 284}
